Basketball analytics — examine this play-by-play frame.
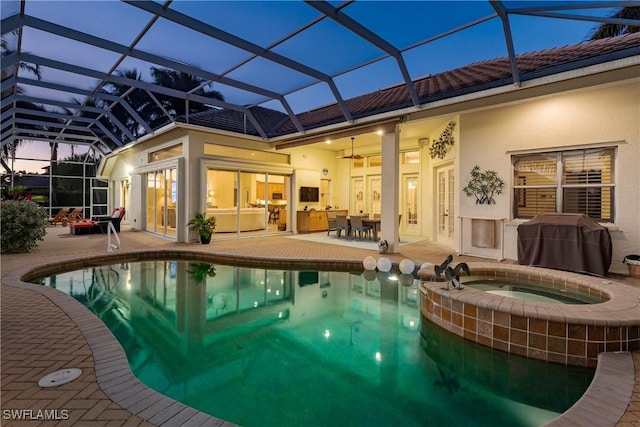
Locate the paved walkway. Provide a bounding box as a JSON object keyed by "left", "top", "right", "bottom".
{"left": 1, "top": 226, "right": 639, "bottom": 426}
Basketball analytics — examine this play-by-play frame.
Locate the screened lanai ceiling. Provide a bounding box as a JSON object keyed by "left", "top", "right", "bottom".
{"left": 1, "top": 1, "right": 639, "bottom": 156}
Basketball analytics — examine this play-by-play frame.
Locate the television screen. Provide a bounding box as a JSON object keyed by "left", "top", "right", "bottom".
{"left": 300, "top": 186, "right": 319, "bottom": 202}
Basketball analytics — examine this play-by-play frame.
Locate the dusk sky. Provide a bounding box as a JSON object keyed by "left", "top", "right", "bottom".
{"left": 2, "top": 1, "right": 621, "bottom": 172}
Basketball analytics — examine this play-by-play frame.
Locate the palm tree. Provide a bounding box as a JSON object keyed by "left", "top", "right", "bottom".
{"left": 589, "top": 7, "right": 640, "bottom": 40}
{"left": 1, "top": 33, "right": 44, "bottom": 182}
{"left": 1, "top": 34, "right": 42, "bottom": 83}
{"left": 61, "top": 96, "right": 120, "bottom": 151}
{"left": 150, "top": 67, "right": 224, "bottom": 118}
{"left": 101, "top": 69, "right": 155, "bottom": 139}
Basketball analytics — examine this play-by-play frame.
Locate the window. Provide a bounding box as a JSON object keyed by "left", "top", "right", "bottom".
{"left": 368, "top": 155, "right": 381, "bottom": 167}
{"left": 402, "top": 151, "right": 420, "bottom": 164}
{"left": 512, "top": 148, "right": 614, "bottom": 222}
{"left": 204, "top": 143, "right": 289, "bottom": 164}
{"left": 149, "top": 144, "right": 182, "bottom": 162}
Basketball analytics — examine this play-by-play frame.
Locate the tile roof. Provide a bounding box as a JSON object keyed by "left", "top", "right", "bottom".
{"left": 179, "top": 33, "right": 640, "bottom": 139}
{"left": 176, "top": 105, "right": 290, "bottom": 137}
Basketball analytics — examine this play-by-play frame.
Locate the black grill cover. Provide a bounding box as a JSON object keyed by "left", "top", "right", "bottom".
{"left": 517, "top": 213, "right": 612, "bottom": 276}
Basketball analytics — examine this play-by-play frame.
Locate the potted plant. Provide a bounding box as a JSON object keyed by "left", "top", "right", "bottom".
{"left": 462, "top": 165, "right": 505, "bottom": 205}
{"left": 187, "top": 263, "right": 217, "bottom": 283}
{"left": 187, "top": 211, "right": 216, "bottom": 244}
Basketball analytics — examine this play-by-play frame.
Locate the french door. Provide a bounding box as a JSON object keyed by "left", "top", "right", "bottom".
{"left": 436, "top": 163, "right": 455, "bottom": 246}
{"left": 402, "top": 174, "right": 419, "bottom": 234}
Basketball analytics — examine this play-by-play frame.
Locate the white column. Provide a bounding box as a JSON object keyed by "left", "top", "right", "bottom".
{"left": 380, "top": 125, "right": 400, "bottom": 252}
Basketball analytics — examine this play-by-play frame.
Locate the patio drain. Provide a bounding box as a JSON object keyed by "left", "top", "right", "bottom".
{"left": 38, "top": 368, "right": 82, "bottom": 388}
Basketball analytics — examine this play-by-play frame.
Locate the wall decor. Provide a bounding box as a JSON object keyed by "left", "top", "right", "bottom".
{"left": 462, "top": 165, "right": 505, "bottom": 204}
{"left": 429, "top": 121, "right": 456, "bottom": 159}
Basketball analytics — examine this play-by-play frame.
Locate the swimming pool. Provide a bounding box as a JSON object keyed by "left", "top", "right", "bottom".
{"left": 32, "top": 259, "right": 594, "bottom": 427}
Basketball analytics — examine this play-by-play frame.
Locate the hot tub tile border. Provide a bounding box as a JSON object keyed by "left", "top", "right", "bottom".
{"left": 419, "top": 263, "right": 640, "bottom": 367}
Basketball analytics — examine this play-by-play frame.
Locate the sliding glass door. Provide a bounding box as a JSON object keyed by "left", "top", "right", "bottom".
{"left": 146, "top": 168, "right": 177, "bottom": 238}
{"left": 207, "top": 169, "right": 290, "bottom": 237}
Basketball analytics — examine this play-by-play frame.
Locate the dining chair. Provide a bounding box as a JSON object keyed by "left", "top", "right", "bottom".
{"left": 327, "top": 217, "right": 337, "bottom": 236}
{"left": 335, "top": 215, "right": 350, "bottom": 238}
{"left": 350, "top": 216, "right": 372, "bottom": 240}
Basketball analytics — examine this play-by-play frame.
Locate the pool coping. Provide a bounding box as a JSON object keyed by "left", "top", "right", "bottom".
{"left": 544, "top": 352, "right": 634, "bottom": 427}
{"left": 3, "top": 252, "right": 636, "bottom": 427}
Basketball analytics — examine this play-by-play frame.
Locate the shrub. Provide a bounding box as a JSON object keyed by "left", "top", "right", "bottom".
{"left": 1, "top": 200, "right": 47, "bottom": 254}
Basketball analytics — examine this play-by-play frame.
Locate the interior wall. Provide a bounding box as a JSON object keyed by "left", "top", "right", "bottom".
{"left": 458, "top": 81, "right": 640, "bottom": 273}
{"left": 285, "top": 146, "right": 341, "bottom": 211}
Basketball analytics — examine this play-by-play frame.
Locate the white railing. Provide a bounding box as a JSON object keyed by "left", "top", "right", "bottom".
{"left": 107, "top": 221, "right": 121, "bottom": 252}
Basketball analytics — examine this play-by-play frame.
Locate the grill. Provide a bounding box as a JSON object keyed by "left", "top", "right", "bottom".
{"left": 517, "top": 213, "right": 612, "bottom": 276}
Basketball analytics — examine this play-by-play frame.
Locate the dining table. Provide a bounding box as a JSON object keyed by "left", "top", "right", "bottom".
{"left": 335, "top": 216, "right": 381, "bottom": 241}
{"left": 361, "top": 218, "right": 381, "bottom": 241}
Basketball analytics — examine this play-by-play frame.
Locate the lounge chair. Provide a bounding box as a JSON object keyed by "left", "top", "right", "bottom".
{"left": 47, "top": 208, "right": 70, "bottom": 226}
{"left": 65, "top": 208, "right": 84, "bottom": 223}
{"left": 93, "top": 207, "right": 126, "bottom": 233}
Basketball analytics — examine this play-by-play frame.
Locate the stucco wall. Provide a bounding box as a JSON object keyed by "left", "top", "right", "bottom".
{"left": 459, "top": 81, "right": 640, "bottom": 274}
{"left": 104, "top": 149, "right": 133, "bottom": 225}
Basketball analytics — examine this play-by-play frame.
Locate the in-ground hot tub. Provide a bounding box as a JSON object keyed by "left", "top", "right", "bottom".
{"left": 418, "top": 262, "right": 640, "bottom": 367}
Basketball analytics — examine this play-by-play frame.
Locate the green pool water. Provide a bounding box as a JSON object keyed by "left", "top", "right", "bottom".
{"left": 34, "top": 260, "right": 594, "bottom": 427}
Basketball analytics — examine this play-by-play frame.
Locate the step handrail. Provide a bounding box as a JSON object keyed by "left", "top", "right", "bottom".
{"left": 107, "top": 221, "right": 121, "bottom": 252}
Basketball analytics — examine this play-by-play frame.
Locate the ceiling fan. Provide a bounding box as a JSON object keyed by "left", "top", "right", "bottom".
{"left": 338, "top": 137, "right": 363, "bottom": 159}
